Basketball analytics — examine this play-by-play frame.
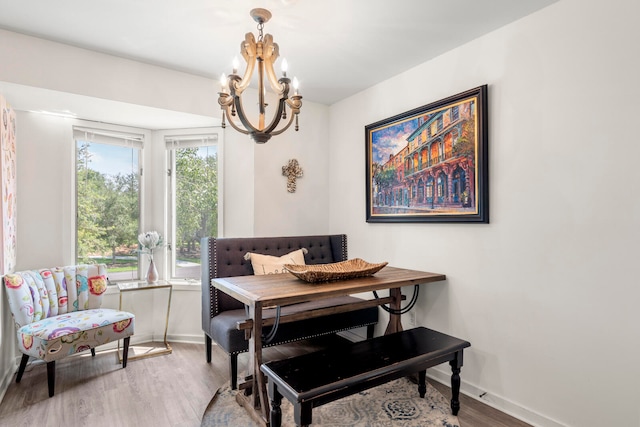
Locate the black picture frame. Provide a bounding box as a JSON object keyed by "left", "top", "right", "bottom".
{"left": 365, "top": 85, "right": 488, "bottom": 223}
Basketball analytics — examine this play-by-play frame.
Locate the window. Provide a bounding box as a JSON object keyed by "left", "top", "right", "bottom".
{"left": 166, "top": 132, "right": 220, "bottom": 281}
{"left": 451, "top": 105, "right": 460, "bottom": 121}
{"left": 74, "top": 126, "right": 143, "bottom": 282}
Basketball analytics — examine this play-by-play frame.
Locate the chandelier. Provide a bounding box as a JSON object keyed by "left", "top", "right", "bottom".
{"left": 218, "top": 8, "right": 303, "bottom": 144}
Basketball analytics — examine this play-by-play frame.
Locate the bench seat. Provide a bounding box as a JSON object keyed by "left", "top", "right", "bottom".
{"left": 261, "top": 326, "right": 470, "bottom": 427}
{"left": 209, "top": 295, "right": 378, "bottom": 355}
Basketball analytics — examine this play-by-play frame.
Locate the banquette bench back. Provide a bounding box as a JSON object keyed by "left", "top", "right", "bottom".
{"left": 201, "top": 234, "right": 348, "bottom": 320}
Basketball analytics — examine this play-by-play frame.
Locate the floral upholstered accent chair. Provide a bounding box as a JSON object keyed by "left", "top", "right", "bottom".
{"left": 3, "top": 264, "right": 135, "bottom": 397}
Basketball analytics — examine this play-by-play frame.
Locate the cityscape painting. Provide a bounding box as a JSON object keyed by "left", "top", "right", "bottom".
{"left": 365, "top": 85, "right": 488, "bottom": 223}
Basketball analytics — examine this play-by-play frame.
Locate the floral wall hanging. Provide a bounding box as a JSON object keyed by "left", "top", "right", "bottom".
{"left": 0, "top": 94, "right": 16, "bottom": 275}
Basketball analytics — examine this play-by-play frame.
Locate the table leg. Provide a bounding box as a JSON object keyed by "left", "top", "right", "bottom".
{"left": 163, "top": 286, "right": 173, "bottom": 348}
{"left": 248, "top": 304, "right": 270, "bottom": 423}
{"left": 117, "top": 285, "right": 173, "bottom": 361}
{"left": 385, "top": 287, "right": 404, "bottom": 335}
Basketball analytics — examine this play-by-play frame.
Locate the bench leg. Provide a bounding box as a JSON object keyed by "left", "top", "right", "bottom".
{"left": 267, "top": 380, "right": 283, "bottom": 427}
{"left": 205, "top": 334, "right": 212, "bottom": 363}
{"left": 418, "top": 370, "right": 426, "bottom": 398}
{"left": 16, "top": 354, "right": 29, "bottom": 383}
{"left": 230, "top": 353, "right": 238, "bottom": 390}
{"left": 294, "top": 403, "right": 313, "bottom": 427}
{"left": 366, "top": 323, "right": 375, "bottom": 339}
{"left": 450, "top": 357, "right": 462, "bottom": 415}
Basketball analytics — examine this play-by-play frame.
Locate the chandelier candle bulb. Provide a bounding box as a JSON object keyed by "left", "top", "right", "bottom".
{"left": 232, "top": 56, "right": 239, "bottom": 74}
{"left": 219, "top": 73, "right": 228, "bottom": 93}
{"left": 281, "top": 58, "right": 288, "bottom": 77}
{"left": 293, "top": 77, "right": 299, "bottom": 95}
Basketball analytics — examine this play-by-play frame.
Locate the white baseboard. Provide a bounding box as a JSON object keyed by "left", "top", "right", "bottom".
{"left": 428, "top": 367, "right": 567, "bottom": 427}
{"left": 123, "top": 333, "right": 205, "bottom": 346}
{"left": 166, "top": 333, "right": 205, "bottom": 344}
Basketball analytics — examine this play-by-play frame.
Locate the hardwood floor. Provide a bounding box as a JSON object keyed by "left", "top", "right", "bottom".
{"left": 0, "top": 339, "right": 532, "bottom": 427}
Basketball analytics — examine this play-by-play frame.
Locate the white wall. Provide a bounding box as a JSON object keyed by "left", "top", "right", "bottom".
{"left": 219, "top": 89, "right": 330, "bottom": 238}
{"left": 253, "top": 100, "right": 330, "bottom": 236}
{"left": 219, "top": 86, "right": 330, "bottom": 237}
{"left": 0, "top": 29, "right": 215, "bottom": 117}
{"left": 328, "top": 1, "right": 640, "bottom": 426}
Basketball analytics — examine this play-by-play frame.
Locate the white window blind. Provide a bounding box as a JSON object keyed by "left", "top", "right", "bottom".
{"left": 165, "top": 134, "right": 218, "bottom": 149}
{"left": 73, "top": 126, "right": 144, "bottom": 148}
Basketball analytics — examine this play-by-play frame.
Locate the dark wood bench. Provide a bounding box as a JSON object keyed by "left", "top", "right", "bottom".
{"left": 260, "top": 326, "right": 471, "bottom": 427}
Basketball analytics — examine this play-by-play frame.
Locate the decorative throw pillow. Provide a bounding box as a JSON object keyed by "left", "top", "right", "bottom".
{"left": 244, "top": 248, "right": 307, "bottom": 275}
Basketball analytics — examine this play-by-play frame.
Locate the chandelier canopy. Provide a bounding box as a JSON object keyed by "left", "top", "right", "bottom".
{"left": 218, "top": 8, "right": 303, "bottom": 144}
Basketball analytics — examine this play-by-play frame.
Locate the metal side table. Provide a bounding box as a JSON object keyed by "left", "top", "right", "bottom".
{"left": 117, "top": 281, "right": 173, "bottom": 361}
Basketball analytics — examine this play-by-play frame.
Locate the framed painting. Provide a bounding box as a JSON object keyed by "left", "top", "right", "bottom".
{"left": 365, "top": 85, "right": 488, "bottom": 223}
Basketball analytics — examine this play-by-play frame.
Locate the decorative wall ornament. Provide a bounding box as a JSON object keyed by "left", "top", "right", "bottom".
{"left": 282, "top": 159, "right": 303, "bottom": 193}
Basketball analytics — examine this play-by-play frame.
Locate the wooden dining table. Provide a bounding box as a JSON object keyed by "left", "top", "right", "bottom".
{"left": 211, "top": 265, "right": 446, "bottom": 426}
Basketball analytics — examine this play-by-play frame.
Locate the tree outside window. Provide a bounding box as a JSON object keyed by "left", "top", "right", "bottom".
{"left": 76, "top": 134, "right": 141, "bottom": 281}
{"left": 169, "top": 139, "right": 219, "bottom": 280}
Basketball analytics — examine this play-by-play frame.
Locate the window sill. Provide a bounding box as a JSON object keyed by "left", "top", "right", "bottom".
{"left": 168, "top": 281, "right": 202, "bottom": 291}
{"left": 106, "top": 280, "right": 201, "bottom": 294}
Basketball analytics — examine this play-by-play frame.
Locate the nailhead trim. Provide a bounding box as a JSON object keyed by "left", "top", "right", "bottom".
{"left": 228, "top": 322, "right": 377, "bottom": 356}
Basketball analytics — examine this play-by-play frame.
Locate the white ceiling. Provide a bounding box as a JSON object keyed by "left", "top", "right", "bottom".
{"left": 0, "top": 0, "right": 558, "bottom": 128}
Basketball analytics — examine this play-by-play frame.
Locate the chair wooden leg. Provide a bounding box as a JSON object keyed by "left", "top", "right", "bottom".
{"left": 91, "top": 348, "right": 96, "bottom": 357}
{"left": 205, "top": 334, "right": 212, "bottom": 363}
{"left": 230, "top": 353, "right": 238, "bottom": 390}
{"left": 16, "top": 354, "right": 29, "bottom": 383}
{"left": 47, "top": 361, "right": 55, "bottom": 397}
{"left": 122, "top": 337, "right": 130, "bottom": 368}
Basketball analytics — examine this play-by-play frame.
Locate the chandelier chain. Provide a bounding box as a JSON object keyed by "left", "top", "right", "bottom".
{"left": 257, "top": 22, "right": 264, "bottom": 42}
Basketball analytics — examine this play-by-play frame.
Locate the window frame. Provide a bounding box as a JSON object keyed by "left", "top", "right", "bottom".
{"left": 161, "top": 127, "right": 224, "bottom": 284}
{"left": 72, "top": 121, "right": 150, "bottom": 283}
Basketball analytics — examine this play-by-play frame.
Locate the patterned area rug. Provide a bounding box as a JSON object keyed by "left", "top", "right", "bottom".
{"left": 201, "top": 377, "right": 460, "bottom": 427}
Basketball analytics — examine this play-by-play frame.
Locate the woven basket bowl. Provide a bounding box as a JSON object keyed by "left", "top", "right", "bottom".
{"left": 284, "top": 258, "right": 388, "bottom": 283}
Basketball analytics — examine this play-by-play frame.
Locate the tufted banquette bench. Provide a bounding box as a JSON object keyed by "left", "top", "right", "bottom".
{"left": 201, "top": 234, "right": 379, "bottom": 389}
{"left": 2, "top": 264, "right": 135, "bottom": 397}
